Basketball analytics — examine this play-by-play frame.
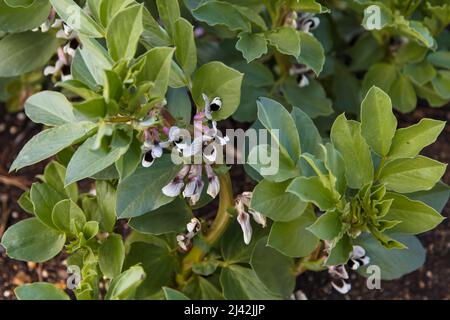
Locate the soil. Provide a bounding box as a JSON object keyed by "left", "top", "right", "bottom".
{"left": 0, "top": 103, "right": 449, "bottom": 300}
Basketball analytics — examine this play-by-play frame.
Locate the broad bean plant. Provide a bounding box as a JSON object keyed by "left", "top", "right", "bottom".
{"left": 0, "top": 0, "right": 448, "bottom": 300}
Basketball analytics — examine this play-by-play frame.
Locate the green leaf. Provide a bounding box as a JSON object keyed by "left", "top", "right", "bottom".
{"left": 129, "top": 198, "right": 192, "bottom": 235}
{"left": 75, "top": 36, "right": 114, "bottom": 87}
{"left": 282, "top": 79, "right": 333, "bottom": 119}
{"left": 236, "top": 32, "right": 268, "bottom": 63}
{"left": 403, "top": 61, "right": 436, "bottom": 86}
{"left": 265, "top": 27, "right": 301, "bottom": 57}
{"left": 173, "top": 18, "right": 197, "bottom": 76}
{"left": 1, "top": 218, "right": 65, "bottom": 263}
{"left": 123, "top": 242, "right": 177, "bottom": 298}
{"left": 356, "top": 234, "right": 425, "bottom": 280}
{"left": 250, "top": 237, "right": 295, "bottom": 298}
{"left": 408, "top": 182, "right": 450, "bottom": 213}
{"left": 135, "top": 47, "right": 175, "bottom": 98}
{"left": 167, "top": 87, "right": 192, "bottom": 126}
{"left": 163, "top": 287, "right": 190, "bottom": 300}
{"left": 11, "top": 122, "right": 96, "bottom": 172}
{"left": 106, "top": 4, "right": 143, "bottom": 61}
{"left": 220, "top": 265, "right": 281, "bottom": 300}
{"left": 251, "top": 179, "right": 307, "bottom": 222}
{"left": 325, "top": 234, "right": 352, "bottom": 266}
{"left": 105, "top": 265, "right": 146, "bottom": 300}
{"left": 44, "top": 161, "right": 78, "bottom": 201}
{"left": 192, "top": 61, "right": 243, "bottom": 121}
{"left": 0, "top": 0, "right": 51, "bottom": 33}
{"left": 307, "top": 210, "right": 342, "bottom": 240}
{"left": 297, "top": 31, "right": 325, "bottom": 75}
{"left": 389, "top": 73, "right": 417, "bottom": 113}
{"left": 83, "top": 221, "right": 99, "bottom": 240}
{"left": 431, "top": 71, "right": 450, "bottom": 100}
{"left": 379, "top": 156, "right": 446, "bottom": 193}
{"left": 192, "top": 1, "right": 250, "bottom": 33}
{"left": 416, "top": 83, "right": 448, "bottom": 107}
{"left": 288, "top": 176, "right": 338, "bottom": 211}
{"left": 183, "top": 276, "right": 223, "bottom": 300}
{"left": 103, "top": 70, "right": 123, "bottom": 103}
{"left": 15, "top": 283, "right": 70, "bottom": 300}
{"left": 99, "top": 233, "right": 125, "bottom": 279}
{"left": 52, "top": 199, "right": 86, "bottom": 235}
{"left": 290, "top": 107, "right": 322, "bottom": 156}
{"left": 18, "top": 191, "right": 34, "bottom": 214}
{"left": 156, "top": 0, "right": 180, "bottom": 35}
{"left": 384, "top": 193, "right": 444, "bottom": 234}
{"left": 268, "top": 207, "right": 319, "bottom": 257}
{"left": 331, "top": 115, "right": 374, "bottom": 189}
{"left": 427, "top": 51, "right": 450, "bottom": 69}
{"left": 257, "top": 97, "right": 301, "bottom": 164}
{"left": 116, "top": 155, "right": 181, "bottom": 218}
{"left": 116, "top": 136, "right": 142, "bottom": 181}
{"left": 25, "top": 91, "right": 77, "bottom": 126}
{"left": 388, "top": 118, "right": 445, "bottom": 160}
{"left": 362, "top": 63, "right": 398, "bottom": 96}
{"left": 50, "top": 0, "right": 104, "bottom": 38}
{"left": 93, "top": 181, "right": 117, "bottom": 232}
{"left": 65, "top": 131, "right": 131, "bottom": 185}
{"left": 360, "top": 86, "right": 397, "bottom": 156}
{"left": 30, "top": 183, "right": 66, "bottom": 229}
{"left": 0, "top": 31, "right": 60, "bottom": 77}
{"left": 73, "top": 97, "right": 107, "bottom": 120}
{"left": 99, "top": 0, "right": 134, "bottom": 27}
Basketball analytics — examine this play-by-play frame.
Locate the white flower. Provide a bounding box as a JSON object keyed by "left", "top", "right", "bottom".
{"left": 331, "top": 280, "right": 352, "bottom": 294}
{"left": 205, "top": 165, "right": 220, "bottom": 198}
{"left": 141, "top": 140, "right": 163, "bottom": 168}
{"left": 183, "top": 165, "right": 204, "bottom": 205}
{"left": 186, "top": 218, "right": 201, "bottom": 234}
{"left": 240, "top": 192, "right": 267, "bottom": 228}
{"left": 162, "top": 165, "right": 190, "bottom": 197}
{"left": 298, "top": 13, "right": 320, "bottom": 33}
{"left": 290, "top": 290, "right": 308, "bottom": 300}
{"left": 202, "top": 94, "right": 222, "bottom": 120}
{"left": 348, "top": 245, "right": 370, "bottom": 270}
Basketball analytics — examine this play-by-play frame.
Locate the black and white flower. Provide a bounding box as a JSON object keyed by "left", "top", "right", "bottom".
{"left": 162, "top": 165, "right": 190, "bottom": 197}
{"left": 297, "top": 13, "right": 320, "bottom": 33}
{"left": 177, "top": 218, "right": 202, "bottom": 252}
{"left": 235, "top": 192, "right": 267, "bottom": 245}
{"left": 202, "top": 94, "right": 223, "bottom": 120}
{"left": 205, "top": 164, "right": 220, "bottom": 198}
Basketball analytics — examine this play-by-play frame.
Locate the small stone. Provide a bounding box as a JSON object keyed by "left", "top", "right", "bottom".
{"left": 11, "top": 211, "right": 19, "bottom": 219}
{"left": 3, "top": 290, "right": 12, "bottom": 298}
{"left": 17, "top": 112, "right": 26, "bottom": 121}
{"left": 27, "top": 262, "right": 37, "bottom": 269}
{"left": 9, "top": 126, "right": 18, "bottom": 135}
{"left": 42, "top": 270, "right": 49, "bottom": 278}
{"left": 12, "top": 271, "right": 31, "bottom": 286}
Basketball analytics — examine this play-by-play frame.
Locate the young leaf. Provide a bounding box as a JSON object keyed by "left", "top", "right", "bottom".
{"left": 50, "top": 0, "right": 104, "bottom": 38}
{"left": 325, "top": 234, "right": 352, "bottom": 266}
{"left": 379, "top": 156, "right": 446, "bottom": 193}
{"left": 360, "top": 86, "right": 397, "bottom": 156}
{"left": 106, "top": 4, "right": 144, "bottom": 62}
{"left": 331, "top": 115, "right": 374, "bottom": 189}
{"left": 288, "top": 176, "right": 338, "bottom": 211}
{"left": 156, "top": 0, "right": 180, "bottom": 35}
{"left": 93, "top": 181, "right": 117, "bottom": 232}
{"left": 192, "top": 1, "right": 250, "bottom": 33}
{"left": 384, "top": 193, "right": 444, "bottom": 234}
{"left": 388, "top": 119, "right": 445, "bottom": 160}
{"left": 173, "top": 18, "right": 197, "bottom": 76}
{"left": 44, "top": 161, "right": 78, "bottom": 201}
{"left": 1, "top": 218, "right": 65, "bottom": 263}
{"left": 99, "top": 233, "right": 125, "bottom": 279}
{"left": 135, "top": 47, "right": 175, "bottom": 98}
{"left": 15, "top": 283, "right": 70, "bottom": 300}
{"left": 99, "top": 0, "right": 134, "bottom": 27}
{"left": 10, "top": 122, "right": 97, "bottom": 172}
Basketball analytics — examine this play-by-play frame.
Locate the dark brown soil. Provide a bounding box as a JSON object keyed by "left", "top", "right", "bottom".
{"left": 0, "top": 104, "right": 449, "bottom": 300}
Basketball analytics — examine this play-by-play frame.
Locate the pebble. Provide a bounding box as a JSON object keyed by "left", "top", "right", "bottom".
{"left": 9, "top": 126, "right": 17, "bottom": 135}
{"left": 42, "top": 270, "right": 49, "bottom": 278}
{"left": 0, "top": 123, "right": 5, "bottom": 132}
{"left": 17, "top": 113, "right": 26, "bottom": 121}
{"left": 11, "top": 211, "right": 19, "bottom": 219}
{"left": 3, "top": 290, "right": 12, "bottom": 298}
